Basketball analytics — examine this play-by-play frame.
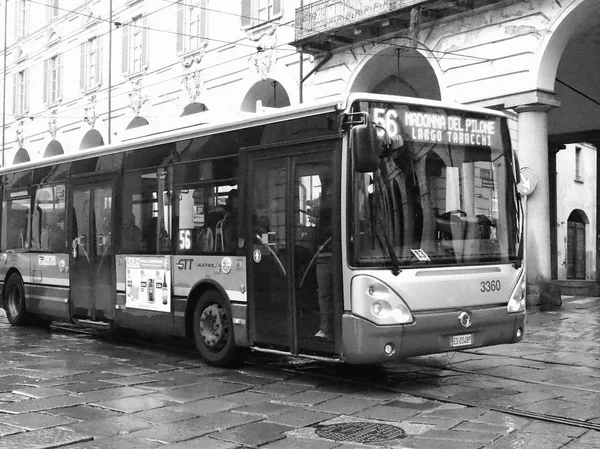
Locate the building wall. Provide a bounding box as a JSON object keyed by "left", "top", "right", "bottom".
{"left": 555, "top": 143, "right": 597, "bottom": 281}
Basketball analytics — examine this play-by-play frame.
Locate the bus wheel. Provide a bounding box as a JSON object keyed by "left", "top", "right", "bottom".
{"left": 4, "top": 274, "right": 27, "bottom": 326}
{"left": 193, "top": 291, "right": 242, "bottom": 367}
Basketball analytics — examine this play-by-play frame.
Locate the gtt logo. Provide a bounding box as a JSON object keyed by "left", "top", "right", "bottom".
{"left": 176, "top": 258, "right": 193, "bottom": 270}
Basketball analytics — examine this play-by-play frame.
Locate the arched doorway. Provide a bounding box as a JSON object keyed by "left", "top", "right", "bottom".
{"left": 566, "top": 209, "right": 588, "bottom": 280}
{"left": 349, "top": 45, "right": 441, "bottom": 99}
{"left": 240, "top": 78, "right": 290, "bottom": 112}
{"left": 44, "top": 140, "right": 64, "bottom": 157}
{"left": 13, "top": 148, "right": 30, "bottom": 164}
{"left": 80, "top": 129, "right": 104, "bottom": 150}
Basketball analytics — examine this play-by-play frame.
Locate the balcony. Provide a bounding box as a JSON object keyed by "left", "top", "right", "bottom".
{"left": 292, "top": 0, "right": 507, "bottom": 54}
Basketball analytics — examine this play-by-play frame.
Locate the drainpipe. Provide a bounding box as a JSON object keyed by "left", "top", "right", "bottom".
{"left": 2, "top": 0, "right": 8, "bottom": 167}
{"left": 299, "top": 0, "right": 303, "bottom": 104}
{"left": 107, "top": 0, "right": 112, "bottom": 144}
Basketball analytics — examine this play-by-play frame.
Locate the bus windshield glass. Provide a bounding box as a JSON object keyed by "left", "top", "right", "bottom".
{"left": 351, "top": 100, "right": 521, "bottom": 268}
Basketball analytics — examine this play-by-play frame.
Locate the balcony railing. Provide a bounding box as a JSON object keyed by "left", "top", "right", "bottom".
{"left": 295, "top": 0, "right": 428, "bottom": 40}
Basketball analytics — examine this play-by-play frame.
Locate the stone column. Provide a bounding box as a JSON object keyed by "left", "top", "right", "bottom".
{"left": 514, "top": 104, "right": 560, "bottom": 307}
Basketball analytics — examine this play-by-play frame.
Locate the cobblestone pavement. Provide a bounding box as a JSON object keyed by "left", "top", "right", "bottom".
{"left": 0, "top": 296, "right": 598, "bottom": 448}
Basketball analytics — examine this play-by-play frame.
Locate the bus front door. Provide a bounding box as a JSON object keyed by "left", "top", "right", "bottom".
{"left": 69, "top": 177, "right": 115, "bottom": 322}
{"left": 247, "top": 143, "right": 339, "bottom": 358}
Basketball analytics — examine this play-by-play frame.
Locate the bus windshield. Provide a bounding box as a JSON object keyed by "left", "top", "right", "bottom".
{"left": 351, "top": 101, "right": 521, "bottom": 268}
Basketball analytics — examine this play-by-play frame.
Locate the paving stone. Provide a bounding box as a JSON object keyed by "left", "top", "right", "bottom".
{"left": 174, "top": 397, "right": 240, "bottom": 416}
{"left": 132, "top": 406, "right": 198, "bottom": 424}
{"left": 77, "top": 386, "right": 151, "bottom": 402}
{"left": 0, "top": 426, "right": 92, "bottom": 448}
{"left": 92, "top": 395, "right": 176, "bottom": 413}
{"left": 0, "top": 394, "right": 86, "bottom": 414}
{"left": 414, "top": 428, "right": 501, "bottom": 443}
{"left": 128, "top": 411, "right": 262, "bottom": 444}
{"left": 63, "top": 414, "right": 153, "bottom": 437}
{"left": 252, "top": 381, "right": 313, "bottom": 396}
{"left": 260, "top": 436, "right": 338, "bottom": 448}
{"left": 395, "top": 436, "right": 485, "bottom": 449}
{"left": 0, "top": 423, "right": 23, "bottom": 437}
{"left": 484, "top": 432, "right": 572, "bottom": 449}
{"left": 56, "top": 434, "right": 164, "bottom": 449}
{"left": 211, "top": 421, "right": 293, "bottom": 447}
{"left": 154, "top": 381, "right": 250, "bottom": 403}
{"left": 275, "top": 390, "right": 342, "bottom": 406}
{"left": 11, "top": 386, "right": 71, "bottom": 399}
{"left": 310, "top": 396, "right": 381, "bottom": 414}
{"left": 0, "top": 411, "right": 77, "bottom": 430}
{"left": 265, "top": 407, "right": 335, "bottom": 427}
{"left": 354, "top": 404, "right": 422, "bottom": 422}
{"left": 159, "top": 435, "right": 239, "bottom": 448}
{"left": 51, "top": 404, "right": 124, "bottom": 421}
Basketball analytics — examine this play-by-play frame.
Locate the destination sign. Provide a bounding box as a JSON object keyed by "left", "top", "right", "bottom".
{"left": 368, "top": 103, "right": 501, "bottom": 147}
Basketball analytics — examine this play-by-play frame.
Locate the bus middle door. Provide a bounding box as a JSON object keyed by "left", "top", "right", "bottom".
{"left": 246, "top": 140, "right": 340, "bottom": 358}
{"left": 69, "top": 176, "right": 115, "bottom": 322}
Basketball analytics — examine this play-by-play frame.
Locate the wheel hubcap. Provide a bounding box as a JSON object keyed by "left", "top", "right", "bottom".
{"left": 199, "top": 303, "right": 229, "bottom": 349}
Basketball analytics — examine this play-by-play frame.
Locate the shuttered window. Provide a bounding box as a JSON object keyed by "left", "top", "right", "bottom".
{"left": 43, "top": 55, "right": 62, "bottom": 105}
{"left": 122, "top": 15, "right": 148, "bottom": 75}
{"left": 241, "top": 0, "right": 282, "bottom": 28}
{"left": 80, "top": 37, "right": 103, "bottom": 91}
{"left": 13, "top": 70, "right": 29, "bottom": 116}
{"left": 176, "top": 0, "right": 208, "bottom": 53}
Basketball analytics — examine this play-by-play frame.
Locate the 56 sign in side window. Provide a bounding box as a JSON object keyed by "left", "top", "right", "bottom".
{"left": 481, "top": 280, "right": 501, "bottom": 293}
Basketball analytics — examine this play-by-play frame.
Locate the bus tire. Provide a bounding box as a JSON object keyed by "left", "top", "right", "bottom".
{"left": 193, "top": 291, "right": 243, "bottom": 367}
{"left": 4, "top": 274, "right": 27, "bottom": 326}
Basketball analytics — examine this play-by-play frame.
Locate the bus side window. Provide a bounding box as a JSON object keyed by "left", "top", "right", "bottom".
{"left": 2, "top": 196, "right": 31, "bottom": 251}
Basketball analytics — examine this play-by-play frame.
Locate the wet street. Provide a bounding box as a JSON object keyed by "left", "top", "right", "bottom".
{"left": 0, "top": 296, "right": 599, "bottom": 449}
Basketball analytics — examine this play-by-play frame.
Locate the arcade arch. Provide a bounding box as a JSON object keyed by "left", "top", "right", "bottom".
{"left": 79, "top": 129, "right": 104, "bottom": 150}
{"left": 240, "top": 78, "right": 291, "bottom": 113}
{"left": 44, "top": 140, "right": 64, "bottom": 158}
{"left": 13, "top": 148, "right": 30, "bottom": 164}
{"left": 348, "top": 43, "right": 442, "bottom": 100}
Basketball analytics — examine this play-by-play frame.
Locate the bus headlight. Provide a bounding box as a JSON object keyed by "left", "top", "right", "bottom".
{"left": 507, "top": 272, "right": 526, "bottom": 313}
{"left": 352, "top": 275, "right": 413, "bottom": 325}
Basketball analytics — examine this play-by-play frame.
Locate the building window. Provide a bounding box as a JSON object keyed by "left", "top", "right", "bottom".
{"left": 575, "top": 146, "right": 583, "bottom": 182}
{"left": 44, "top": 55, "right": 63, "bottom": 105}
{"left": 47, "top": 0, "right": 59, "bottom": 21}
{"left": 122, "top": 15, "right": 148, "bottom": 75}
{"left": 15, "top": 0, "right": 29, "bottom": 39}
{"left": 241, "top": 0, "right": 281, "bottom": 28}
{"left": 80, "top": 37, "right": 102, "bottom": 90}
{"left": 13, "top": 69, "right": 29, "bottom": 117}
{"left": 177, "top": 0, "right": 208, "bottom": 53}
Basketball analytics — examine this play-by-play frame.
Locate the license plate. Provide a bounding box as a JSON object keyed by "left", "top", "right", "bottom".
{"left": 451, "top": 333, "right": 473, "bottom": 347}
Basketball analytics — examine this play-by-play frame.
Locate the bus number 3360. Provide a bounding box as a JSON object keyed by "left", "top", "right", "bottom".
{"left": 481, "top": 280, "right": 501, "bottom": 292}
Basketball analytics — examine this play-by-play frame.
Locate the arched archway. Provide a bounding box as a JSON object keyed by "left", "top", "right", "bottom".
{"left": 126, "top": 117, "right": 149, "bottom": 130}
{"left": 240, "top": 78, "right": 290, "bottom": 113}
{"left": 181, "top": 102, "right": 208, "bottom": 116}
{"left": 566, "top": 209, "right": 589, "bottom": 280}
{"left": 44, "top": 140, "right": 64, "bottom": 157}
{"left": 348, "top": 44, "right": 441, "bottom": 100}
{"left": 80, "top": 129, "right": 104, "bottom": 150}
{"left": 13, "top": 148, "right": 30, "bottom": 164}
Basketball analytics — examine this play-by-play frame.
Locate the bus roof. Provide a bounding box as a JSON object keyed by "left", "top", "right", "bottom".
{"left": 0, "top": 93, "right": 506, "bottom": 174}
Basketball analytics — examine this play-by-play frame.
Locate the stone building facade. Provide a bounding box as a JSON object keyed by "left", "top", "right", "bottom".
{"left": 1, "top": 0, "right": 599, "bottom": 303}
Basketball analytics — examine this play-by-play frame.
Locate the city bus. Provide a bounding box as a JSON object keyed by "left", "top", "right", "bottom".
{"left": 0, "top": 93, "right": 525, "bottom": 366}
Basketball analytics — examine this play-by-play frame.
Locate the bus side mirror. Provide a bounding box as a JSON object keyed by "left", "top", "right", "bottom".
{"left": 351, "top": 121, "right": 380, "bottom": 173}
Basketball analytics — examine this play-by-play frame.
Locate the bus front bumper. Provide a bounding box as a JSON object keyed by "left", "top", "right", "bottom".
{"left": 341, "top": 307, "right": 525, "bottom": 364}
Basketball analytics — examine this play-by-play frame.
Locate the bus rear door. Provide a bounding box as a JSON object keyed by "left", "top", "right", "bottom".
{"left": 69, "top": 176, "right": 115, "bottom": 322}
{"left": 244, "top": 138, "right": 341, "bottom": 359}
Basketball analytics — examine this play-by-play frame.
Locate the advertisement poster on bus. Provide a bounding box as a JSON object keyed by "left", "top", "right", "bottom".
{"left": 125, "top": 256, "right": 171, "bottom": 312}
